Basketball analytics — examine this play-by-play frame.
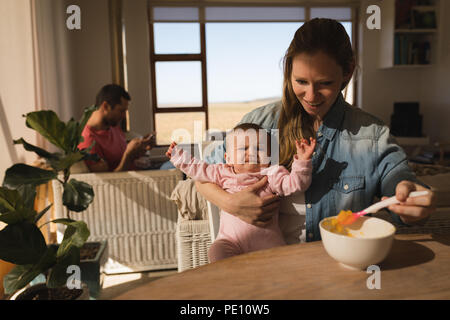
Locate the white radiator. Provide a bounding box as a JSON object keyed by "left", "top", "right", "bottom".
{"left": 52, "top": 169, "right": 183, "bottom": 274}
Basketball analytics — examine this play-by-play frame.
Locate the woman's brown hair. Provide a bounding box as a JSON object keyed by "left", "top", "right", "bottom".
{"left": 278, "top": 18, "right": 355, "bottom": 169}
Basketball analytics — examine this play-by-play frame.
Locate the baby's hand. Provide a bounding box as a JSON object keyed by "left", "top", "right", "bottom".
{"left": 165, "top": 142, "right": 178, "bottom": 159}
{"left": 295, "top": 138, "right": 316, "bottom": 160}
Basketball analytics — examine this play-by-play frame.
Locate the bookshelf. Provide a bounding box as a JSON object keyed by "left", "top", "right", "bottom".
{"left": 379, "top": 0, "right": 439, "bottom": 68}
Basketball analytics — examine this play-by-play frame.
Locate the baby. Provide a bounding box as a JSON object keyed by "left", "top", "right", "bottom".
{"left": 166, "top": 123, "right": 316, "bottom": 262}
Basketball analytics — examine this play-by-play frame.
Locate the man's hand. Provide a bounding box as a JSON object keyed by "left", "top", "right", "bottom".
{"left": 125, "top": 138, "right": 143, "bottom": 158}
{"left": 125, "top": 136, "right": 151, "bottom": 160}
{"left": 142, "top": 132, "right": 156, "bottom": 149}
{"left": 383, "top": 180, "right": 436, "bottom": 224}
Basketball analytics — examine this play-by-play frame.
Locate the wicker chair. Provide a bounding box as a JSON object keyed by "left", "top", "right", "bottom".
{"left": 176, "top": 216, "right": 211, "bottom": 272}
{"left": 53, "top": 167, "right": 184, "bottom": 274}
{"left": 174, "top": 142, "right": 222, "bottom": 272}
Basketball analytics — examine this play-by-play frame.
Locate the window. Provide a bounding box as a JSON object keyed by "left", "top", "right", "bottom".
{"left": 149, "top": 4, "right": 357, "bottom": 145}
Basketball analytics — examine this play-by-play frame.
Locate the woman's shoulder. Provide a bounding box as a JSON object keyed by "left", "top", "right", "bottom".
{"left": 341, "top": 103, "right": 387, "bottom": 138}
{"left": 238, "top": 100, "right": 282, "bottom": 130}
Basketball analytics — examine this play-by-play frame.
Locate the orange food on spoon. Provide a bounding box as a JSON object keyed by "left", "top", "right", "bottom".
{"left": 336, "top": 210, "right": 354, "bottom": 225}
{"left": 329, "top": 210, "right": 354, "bottom": 237}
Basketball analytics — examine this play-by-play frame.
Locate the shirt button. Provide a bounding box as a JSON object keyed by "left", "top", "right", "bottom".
{"left": 344, "top": 184, "right": 349, "bottom": 190}
{"left": 313, "top": 152, "right": 316, "bottom": 156}
{"left": 308, "top": 233, "right": 314, "bottom": 239}
{"left": 317, "top": 132, "right": 323, "bottom": 137}
{"left": 307, "top": 204, "right": 312, "bottom": 209}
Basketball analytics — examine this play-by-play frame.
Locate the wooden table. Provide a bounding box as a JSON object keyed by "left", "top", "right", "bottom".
{"left": 116, "top": 234, "right": 450, "bottom": 300}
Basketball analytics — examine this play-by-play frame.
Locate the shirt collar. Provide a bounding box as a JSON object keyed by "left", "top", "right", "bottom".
{"left": 318, "top": 93, "right": 346, "bottom": 141}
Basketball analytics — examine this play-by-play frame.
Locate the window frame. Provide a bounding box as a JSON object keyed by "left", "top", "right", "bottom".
{"left": 148, "top": 2, "right": 359, "bottom": 146}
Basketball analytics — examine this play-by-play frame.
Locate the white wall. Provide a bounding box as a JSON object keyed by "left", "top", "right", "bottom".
{"left": 123, "top": 0, "right": 154, "bottom": 135}
{"left": 32, "top": 0, "right": 76, "bottom": 152}
{"left": 358, "top": 1, "right": 421, "bottom": 123}
{"left": 61, "top": 0, "right": 113, "bottom": 121}
{"left": 359, "top": 0, "right": 450, "bottom": 143}
{"left": 420, "top": 0, "right": 450, "bottom": 143}
{"left": 0, "top": 0, "right": 38, "bottom": 182}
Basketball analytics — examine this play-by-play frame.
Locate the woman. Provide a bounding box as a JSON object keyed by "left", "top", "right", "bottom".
{"left": 197, "top": 18, "right": 435, "bottom": 244}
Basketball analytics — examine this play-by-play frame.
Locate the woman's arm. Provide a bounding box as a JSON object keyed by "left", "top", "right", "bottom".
{"left": 385, "top": 180, "right": 435, "bottom": 225}
{"left": 376, "top": 126, "right": 435, "bottom": 225}
{"left": 195, "top": 177, "right": 280, "bottom": 227}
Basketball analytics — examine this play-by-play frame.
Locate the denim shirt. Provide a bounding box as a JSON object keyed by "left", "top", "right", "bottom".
{"left": 205, "top": 94, "right": 420, "bottom": 242}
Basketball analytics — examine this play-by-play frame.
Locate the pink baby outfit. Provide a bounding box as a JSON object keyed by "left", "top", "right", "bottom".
{"left": 170, "top": 146, "right": 313, "bottom": 262}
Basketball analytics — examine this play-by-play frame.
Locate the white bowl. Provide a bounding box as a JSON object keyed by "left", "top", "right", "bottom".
{"left": 319, "top": 216, "right": 396, "bottom": 270}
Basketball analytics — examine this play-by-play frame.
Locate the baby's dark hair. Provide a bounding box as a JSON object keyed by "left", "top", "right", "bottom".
{"left": 232, "top": 123, "right": 271, "bottom": 140}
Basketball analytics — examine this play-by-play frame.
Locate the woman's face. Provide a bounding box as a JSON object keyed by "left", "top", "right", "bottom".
{"left": 291, "top": 51, "right": 352, "bottom": 120}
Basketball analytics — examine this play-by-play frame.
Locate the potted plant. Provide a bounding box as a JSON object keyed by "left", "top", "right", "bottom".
{"left": 0, "top": 106, "right": 107, "bottom": 300}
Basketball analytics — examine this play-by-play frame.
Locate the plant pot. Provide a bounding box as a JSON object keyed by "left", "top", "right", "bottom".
{"left": 10, "top": 282, "right": 90, "bottom": 300}
{"left": 79, "top": 240, "right": 108, "bottom": 299}
{"left": 49, "top": 240, "right": 108, "bottom": 299}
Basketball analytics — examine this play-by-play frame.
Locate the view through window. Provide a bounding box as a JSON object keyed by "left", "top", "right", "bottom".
{"left": 150, "top": 6, "right": 355, "bottom": 145}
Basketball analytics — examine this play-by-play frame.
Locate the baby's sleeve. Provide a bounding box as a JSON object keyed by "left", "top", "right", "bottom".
{"left": 170, "top": 146, "right": 224, "bottom": 186}
{"left": 267, "top": 156, "right": 313, "bottom": 196}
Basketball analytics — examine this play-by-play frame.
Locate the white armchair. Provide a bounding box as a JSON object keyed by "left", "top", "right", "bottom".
{"left": 52, "top": 168, "right": 184, "bottom": 274}
{"left": 173, "top": 141, "right": 222, "bottom": 272}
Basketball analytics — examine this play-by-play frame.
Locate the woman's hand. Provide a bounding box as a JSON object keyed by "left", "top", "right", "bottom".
{"left": 195, "top": 176, "right": 280, "bottom": 227}
{"left": 228, "top": 177, "right": 281, "bottom": 227}
{"left": 383, "top": 180, "right": 436, "bottom": 224}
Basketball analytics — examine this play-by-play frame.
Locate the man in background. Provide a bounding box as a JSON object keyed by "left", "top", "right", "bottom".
{"left": 78, "top": 84, "right": 154, "bottom": 172}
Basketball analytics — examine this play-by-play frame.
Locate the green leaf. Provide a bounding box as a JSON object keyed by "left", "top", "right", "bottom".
{"left": 53, "top": 219, "right": 90, "bottom": 257}
{"left": 13, "top": 138, "right": 59, "bottom": 160}
{"left": 62, "top": 179, "right": 94, "bottom": 212}
{"left": 25, "top": 110, "right": 68, "bottom": 152}
{"left": 64, "top": 118, "right": 79, "bottom": 153}
{"left": 3, "top": 164, "right": 57, "bottom": 189}
{"left": 34, "top": 203, "right": 52, "bottom": 224}
{"left": 3, "top": 247, "right": 57, "bottom": 295}
{"left": 0, "top": 187, "right": 36, "bottom": 224}
{"left": 16, "top": 184, "right": 36, "bottom": 210}
{"left": 0, "top": 222, "right": 47, "bottom": 264}
{"left": 79, "top": 142, "right": 100, "bottom": 162}
{"left": 0, "top": 212, "right": 21, "bottom": 225}
{"left": 81, "top": 151, "right": 100, "bottom": 162}
{"left": 48, "top": 152, "right": 84, "bottom": 172}
{"left": 14, "top": 208, "right": 37, "bottom": 224}
{"left": 0, "top": 187, "right": 21, "bottom": 213}
{"left": 78, "top": 105, "right": 96, "bottom": 142}
{"left": 0, "top": 208, "right": 37, "bottom": 225}
{"left": 0, "top": 186, "right": 36, "bottom": 224}
{"left": 47, "top": 246, "right": 80, "bottom": 289}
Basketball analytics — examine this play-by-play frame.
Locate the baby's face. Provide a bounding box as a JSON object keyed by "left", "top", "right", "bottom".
{"left": 225, "top": 131, "right": 271, "bottom": 174}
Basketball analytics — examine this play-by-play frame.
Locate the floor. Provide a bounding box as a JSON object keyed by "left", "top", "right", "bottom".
{"left": 98, "top": 269, "right": 178, "bottom": 300}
